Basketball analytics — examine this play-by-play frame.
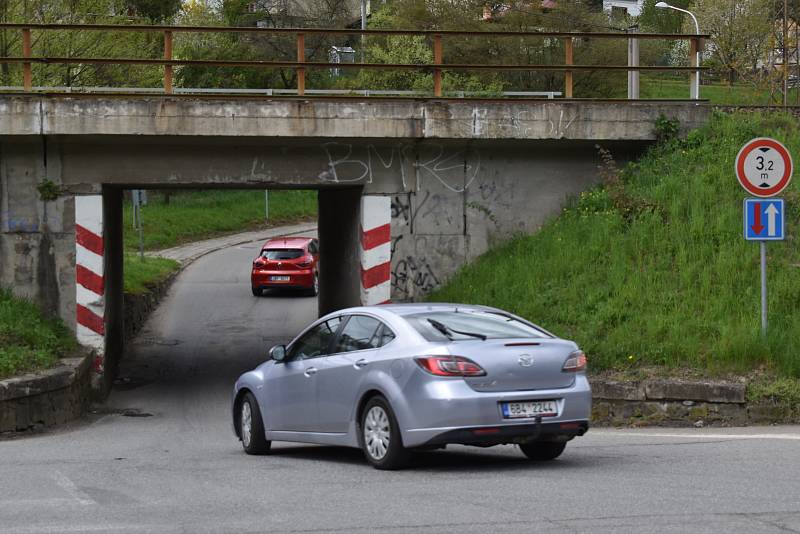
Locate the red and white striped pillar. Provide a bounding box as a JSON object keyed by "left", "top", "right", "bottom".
{"left": 75, "top": 195, "right": 106, "bottom": 376}
{"left": 360, "top": 196, "right": 391, "bottom": 306}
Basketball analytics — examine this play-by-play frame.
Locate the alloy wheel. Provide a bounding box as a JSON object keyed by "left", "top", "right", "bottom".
{"left": 241, "top": 401, "right": 252, "bottom": 448}
{"left": 363, "top": 406, "right": 390, "bottom": 460}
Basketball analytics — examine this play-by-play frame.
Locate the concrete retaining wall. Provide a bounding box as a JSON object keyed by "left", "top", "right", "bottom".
{"left": 590, "top": 378, "right": 800, "bottom": 426}
{"left": 0, "top": 355, "right": 92, "bottom": 433}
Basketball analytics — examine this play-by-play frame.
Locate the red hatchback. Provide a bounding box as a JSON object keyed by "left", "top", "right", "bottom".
{"left": 251, "top": 237, "right": 320, "bottom": 296}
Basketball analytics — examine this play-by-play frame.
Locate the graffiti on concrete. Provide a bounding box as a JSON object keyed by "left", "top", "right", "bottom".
{"left": 416, "top": 144, "right": 480, "bottom": 193}
{"left": 318, "top": 143, "right": 412, "bottom": 187}
{"left": 391, "top": 254, "right": 440, "bottom": 298}
{"left": 390, "top": 194, "right": 412, "bottom": 225}
{"left": 510, "top": 108, "right": 579, "bottom": 138}
{"left": 390, "top": 234, "right": 403, "bottom": 256}
{"left": 1, "top": 211, "right": 60, "bottom": 232}
{"left": 316, "top": 142, "right": 482, "bottom": 194}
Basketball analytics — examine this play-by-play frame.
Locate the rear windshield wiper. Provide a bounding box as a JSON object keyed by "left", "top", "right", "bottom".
{"left": 427, "top": 319, "right": 487, "bottom": 341}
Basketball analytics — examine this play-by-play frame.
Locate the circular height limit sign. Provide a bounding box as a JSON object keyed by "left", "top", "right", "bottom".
{"left": 735, "top": 137, "right": 793, "bottom": 197}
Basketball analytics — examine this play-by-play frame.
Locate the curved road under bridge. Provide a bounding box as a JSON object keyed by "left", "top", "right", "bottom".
{"left": 1, "top": 240, "right": 800, "bottom": 532}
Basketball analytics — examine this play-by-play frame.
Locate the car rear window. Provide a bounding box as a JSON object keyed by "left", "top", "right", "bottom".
{"left": 406, "top": 310, "right": 550, "bottom": 341}
{"left": 262, "top": 248, "right": 303, "bottom": 260}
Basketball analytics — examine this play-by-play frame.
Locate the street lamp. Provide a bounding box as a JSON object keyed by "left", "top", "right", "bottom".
{"left": 656, "top": 1, "right": 701, "bottom": 100}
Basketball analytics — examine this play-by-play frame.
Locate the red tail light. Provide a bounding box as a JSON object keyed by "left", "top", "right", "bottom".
{"left": 562, "top": 350, "right": 587, "bottom": 372}
{"left": 415, "top": 356, "right": 486, "bottom": 377}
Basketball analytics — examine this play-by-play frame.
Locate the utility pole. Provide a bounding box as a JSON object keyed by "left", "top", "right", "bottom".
{"left": 783, "top": 0, "right": 789, "bottom": 106}
{"left": 627, "top": 25, "right": 640, "bottom": 99}
{"left": 360, "top": 0, "right": 367, "bottom": 63}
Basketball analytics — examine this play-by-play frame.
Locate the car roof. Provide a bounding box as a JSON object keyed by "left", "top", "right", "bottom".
{"left": 325, "top": 303, "right": 497, "bottom": 319}
{"left": 262, "top": 236, "right": 315, "bottom": 248}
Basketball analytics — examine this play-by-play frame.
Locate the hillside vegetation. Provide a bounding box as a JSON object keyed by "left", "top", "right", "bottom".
{"left": 0, "top": 289, "right": 78, "bottom": 379}
{"left": 123, "top": 190, "right": 317, "bottom": 251}
{"left": 122, "top": 190, "right": 317, "bottom": 294}
{"left": 431, "top": 112, "right": 800, "bottom": 377}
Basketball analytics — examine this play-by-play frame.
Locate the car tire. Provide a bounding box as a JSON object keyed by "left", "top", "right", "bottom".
{"left": 359, "top": 396, "right": 409, "bottom": 470}
{"left": 239, "top": 392, "right": 271, "bottom": 455}
{"left": 308, "top": 273, "right": 319, "bottom": 297}
{"left": 519, "top": 441, "right": 566, "bottom": 461}
{"left": 252, "top": 287, "right": 262, "bottom": 297}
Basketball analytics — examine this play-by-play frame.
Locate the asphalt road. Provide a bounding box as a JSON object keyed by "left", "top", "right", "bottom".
{"left": 2, "top": 241, "right": 800, "bottom": 533}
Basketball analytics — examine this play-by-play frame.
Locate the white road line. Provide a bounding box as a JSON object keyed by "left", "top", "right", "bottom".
{"left": 52, "top": 471, "right": 95, "bottom": 506}
{"left": 8, "top": 525, "right": 144, "bottom": 533}
{"left": 592, "top": 431, "right": 800, "bottom": 441}
{"left": 0, "top": 498, "right": 76, "bottom": 508}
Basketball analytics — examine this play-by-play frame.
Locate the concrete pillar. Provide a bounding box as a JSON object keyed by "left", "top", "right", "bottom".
{"left": 318, "top": 188, "right": 362, "bottom": 316}
{"left": 74, "top": 195, "right": 106, "bottom": 388}
{"left": 103, "top": 187, "right": 124, "bottom": 396}
{"left": 359, "top": 195, "right": 391, "bottom": 306}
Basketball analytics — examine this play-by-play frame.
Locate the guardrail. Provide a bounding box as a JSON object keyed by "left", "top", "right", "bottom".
{"left": 0, "top": 24, "right": 710, "bottom": 100}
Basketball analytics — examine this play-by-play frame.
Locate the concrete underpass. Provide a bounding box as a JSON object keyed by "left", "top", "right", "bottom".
{"left": 0, "top": 95, "right": 710, "bottom": 390}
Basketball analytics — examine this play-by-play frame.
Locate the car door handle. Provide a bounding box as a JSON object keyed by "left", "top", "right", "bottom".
{"left": 354, "top": 359, "right": 368, "bottom": 369}
{"left": 304, "top": 367, "right": 317, "bottom": 377}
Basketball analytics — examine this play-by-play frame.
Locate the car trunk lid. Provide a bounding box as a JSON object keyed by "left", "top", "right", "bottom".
{"left": 454, "top": 338, "right": 577, "bottom": 392}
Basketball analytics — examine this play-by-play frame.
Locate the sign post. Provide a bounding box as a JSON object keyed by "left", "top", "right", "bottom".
{"left": 736, "top": 138, "right": 793, "bottom": 336}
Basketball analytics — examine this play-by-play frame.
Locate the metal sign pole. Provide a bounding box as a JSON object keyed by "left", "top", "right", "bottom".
{"left": 137, "top": 206, "right": 144, "bottom": 262}
{"left": 760, "top": 241, "right": 767, "bottom": 335}
{"left": 265, "top": 190, "right": 269, "bottom": 221}
{"left": 133, "top": 189, "right": 145, "bottom": 262}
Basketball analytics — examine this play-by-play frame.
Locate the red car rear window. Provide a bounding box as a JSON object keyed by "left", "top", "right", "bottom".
{"left": 261, "top": 249, "right": 304, "bottom": 260}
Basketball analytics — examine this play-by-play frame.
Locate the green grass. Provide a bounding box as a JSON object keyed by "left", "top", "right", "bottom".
{"left": 430, "top": 111, "right": 800, "bottom": 378}
{"left": 0, "top": 289, "right": 78, "bottom": 379}
{"left": 639, "top": 75, "right": 800, "bottom": 105}
{"left": 123, "top": 190, "right": 317, "bottom": 252}
{"left": 124, "top": 254, "right": 181, "bottom": 295}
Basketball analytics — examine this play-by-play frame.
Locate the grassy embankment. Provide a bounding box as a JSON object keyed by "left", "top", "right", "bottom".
{"left": 639, "top": 74, "right": 799, "bottom": 105}
{"left": 0, "top": 289, "right": 78, "bottom": 379}
{"left": 122, "top": 190, "right": 317, "bottom": 294}
{"left": 430, "top": 112, "right": 800, "bottom": 380}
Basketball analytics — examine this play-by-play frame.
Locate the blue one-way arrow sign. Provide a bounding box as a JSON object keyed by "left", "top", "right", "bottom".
{"left": 744, "top": 198, "right": 784, "bottom": 240}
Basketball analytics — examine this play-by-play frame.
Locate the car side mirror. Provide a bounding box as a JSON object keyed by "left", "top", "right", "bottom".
{"left": 269, "top": 344, "right": 287, "bottom": 362}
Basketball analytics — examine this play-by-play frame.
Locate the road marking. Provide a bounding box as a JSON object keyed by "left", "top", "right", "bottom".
{"left": 593, "top": 431, "right": 800, "bottom": 441}
{"left": 52, "top": 471, "right": 95, "bottom": 506}
{"left": 8, "top": 525, "right": 141, "bottom": 533}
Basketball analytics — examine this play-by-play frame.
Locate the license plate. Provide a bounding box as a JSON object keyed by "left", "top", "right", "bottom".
{"left": 270, "top": 276, "right": 290, "bottom": 281}
{"left": 501, "top": 400, "right": 558, "bottom": 419}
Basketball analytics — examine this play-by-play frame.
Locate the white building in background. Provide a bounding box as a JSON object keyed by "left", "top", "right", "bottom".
{"left": 602, "top": 0, "right": 644, "bottom": 17}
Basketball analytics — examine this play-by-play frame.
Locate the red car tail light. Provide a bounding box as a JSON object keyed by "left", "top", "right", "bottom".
{"left": 297, "top": 256, "right": 313, "bottom": 268}
{"left": 562, "top": 350, "right": 587, "bottom": 372}
{"left": 414, "top": 356, "right": 487, "bottom": 377}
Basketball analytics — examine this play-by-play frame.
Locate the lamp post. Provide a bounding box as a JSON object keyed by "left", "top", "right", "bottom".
{"left": 656, "top": 1, "right": 701, "bottom": 99}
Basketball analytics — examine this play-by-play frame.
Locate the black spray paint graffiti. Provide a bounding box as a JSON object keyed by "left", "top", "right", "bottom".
{"left": 391, "top": 255, "right": 440, "bottom": 298}
{"left": 390, "top": 195, "right": 411, "bottom": 224}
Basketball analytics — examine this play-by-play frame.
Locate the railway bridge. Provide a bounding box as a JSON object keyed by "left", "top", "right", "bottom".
{"left": 0, "top": 24, "right": 710, "bottom": 390}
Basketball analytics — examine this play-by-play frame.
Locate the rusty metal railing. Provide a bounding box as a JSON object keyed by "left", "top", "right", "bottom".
{"left": 0, "top": 24, "right": 710, "bottom": 99}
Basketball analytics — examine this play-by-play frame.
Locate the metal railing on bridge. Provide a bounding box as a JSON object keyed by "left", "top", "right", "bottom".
{"left": 0, "top": 23, "right": 710, "bottom": 100}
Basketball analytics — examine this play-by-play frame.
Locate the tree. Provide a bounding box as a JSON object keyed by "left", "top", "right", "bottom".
{"left": 0, "top": 0, "right": 171, "bottom": 88}
{"left": 126, "top": 0, "right": 182, "bottom": 22}
{"left": 349, "top": 0, "right": 627, "bottom": 97}
{"left": 173, "top": 0, "right": 361, "bottom": 90}
{"left": 638, "top": 0, "right": 690, "bottom": 34}
{"left": 692, "top": 0, "right": 774, "bottom": 82}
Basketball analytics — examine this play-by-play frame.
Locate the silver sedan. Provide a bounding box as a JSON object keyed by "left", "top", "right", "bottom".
{"left": 232, "top": 303, "right": 591, "bottom": 469}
